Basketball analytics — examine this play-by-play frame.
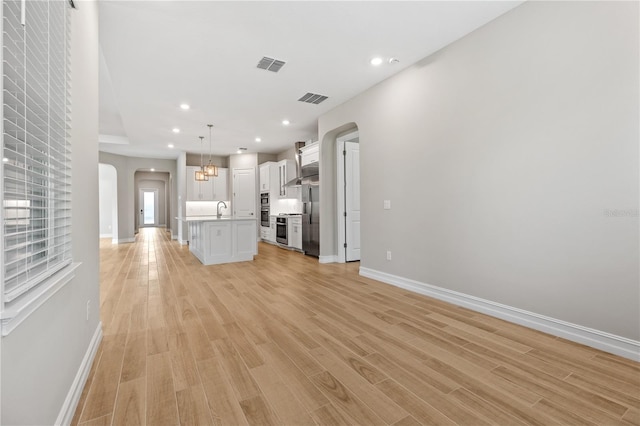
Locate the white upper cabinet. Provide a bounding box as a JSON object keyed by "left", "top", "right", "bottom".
{"left": 186, "top": 166, "right": 204, "bottom": 201}
{"left": 259, "top": 162, "right": 273, "bottom": 193}
{"left": 186, "top": 166, "right": 228, "bottom": 201}
{"left": 300, "top": 142, "right": 319, "bottom": 167}
{"left": 277, "top": 159, "right": 296, "bottom": 198}
{"left": 212, "top": 168, "right": 228, "bottom": 200}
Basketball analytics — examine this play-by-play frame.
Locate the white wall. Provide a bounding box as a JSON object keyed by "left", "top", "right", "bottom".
{"left": 1, "top": 2, "right": 101, "bottom": 424}
{"left": 318, "top": 1, "right": 639, "bottom": 342}
{"left": 229, "top": 152, "right": 258, "bottom": 170}
{"left": 186, "top": 153, "right": 227, "bottom": 168}
{"left": 99, "top": 163, "right": 117, "bottom": 238}
{"left": 177, "top": 152, "right": 187, "bottom": 243}
{"left": 98, "top": 152, "right": 178, "bottom": 242}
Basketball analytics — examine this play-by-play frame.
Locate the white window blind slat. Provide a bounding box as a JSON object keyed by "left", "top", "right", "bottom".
{"left": 2, "top": 0, "right": 71, "bottom": 303}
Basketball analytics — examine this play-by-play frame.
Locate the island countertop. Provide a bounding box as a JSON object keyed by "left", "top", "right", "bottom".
{"left": 178, "top": 216, "right": 257, "bottom": 222}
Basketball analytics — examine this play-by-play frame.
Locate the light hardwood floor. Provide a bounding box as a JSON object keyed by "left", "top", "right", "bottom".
{"left": 72, "top": 227, "right": 640, "bottom": 426}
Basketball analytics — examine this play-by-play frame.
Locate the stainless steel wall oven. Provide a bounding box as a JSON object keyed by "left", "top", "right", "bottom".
{"left": 260, "top": 193, "right": 270, "bottom": 227}
{"left": 276, "top": 217, "right": 287, "bottom": 245}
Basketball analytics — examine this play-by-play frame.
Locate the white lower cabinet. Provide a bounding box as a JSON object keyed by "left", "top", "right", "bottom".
{"left": 260, "top": 226, "right": 271, "bottom": 241}
{"left": 268, "top": 216, "right": 276, "bottom": 243}
{"left": 204, "top": 222, "right": 232, "bottom": 264}
{"left": 288, "top": 217, "right": 302, "bottom": 250}
{"left": 188, "top": 218, "right": 257, "bottom": 265}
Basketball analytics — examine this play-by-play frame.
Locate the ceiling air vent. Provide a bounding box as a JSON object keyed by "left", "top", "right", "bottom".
{"left": 257, "top": 57, "right": 286, "bottom": 73}
{"left": 298, "top": 92, "right": 329, "bottom": 105}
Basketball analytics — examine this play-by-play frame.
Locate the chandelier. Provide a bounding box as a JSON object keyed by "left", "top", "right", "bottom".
{"left": 204, "top": 124, "right": 218, "bottom": 177}
{"left": 195, "top": 136, "right": 208, "bottom": 181}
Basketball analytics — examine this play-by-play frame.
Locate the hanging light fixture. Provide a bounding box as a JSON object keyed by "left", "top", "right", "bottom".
{"left": 195, "top": 136, "right": 208, "bottom": 181}
{"left": 204, "top": 124, "right": 218, "bottom": 177}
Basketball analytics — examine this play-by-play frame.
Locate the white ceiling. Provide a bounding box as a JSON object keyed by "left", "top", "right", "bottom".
{"left": 98, "top": 1, "right": 523, "bottom": 159}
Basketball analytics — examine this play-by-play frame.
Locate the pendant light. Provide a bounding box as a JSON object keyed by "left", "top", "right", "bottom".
{"left": 195, "top": 136, "right": 208, "bottom": 181}
{"left": 204, "top": 124, "right": 218, "bottom": 177}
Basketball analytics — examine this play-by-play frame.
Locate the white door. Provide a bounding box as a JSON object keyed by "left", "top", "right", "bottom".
{"left": 345, "top": 141, "right": 361, "bottom": 261}
{"left": 139, "top": 189, "right": 158, "bottom": 228}
{"left": 233, "top": 168, "right": 256, "bottom": 218}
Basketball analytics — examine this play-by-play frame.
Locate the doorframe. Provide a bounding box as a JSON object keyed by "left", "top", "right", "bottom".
{"left": 138, "top": 188, "right": 159, "bottom": 228}
{"left": 336, "top": 130, "right": 359, "bottom": 263}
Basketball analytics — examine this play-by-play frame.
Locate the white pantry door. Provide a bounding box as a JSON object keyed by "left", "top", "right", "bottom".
{"left": 345, "top": 141, "right": 361, "bottom": 261}
{"left": 233, "top": 168, "right": 256, "bottom": 218}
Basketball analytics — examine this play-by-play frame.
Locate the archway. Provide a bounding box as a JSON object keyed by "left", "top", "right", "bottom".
{"left": 318, "top": 122, "right": 359, "bottom": 263}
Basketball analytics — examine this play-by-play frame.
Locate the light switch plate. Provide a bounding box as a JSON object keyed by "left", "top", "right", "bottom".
{"left": 384, "top": 200, "right": 391, "bottom": 210}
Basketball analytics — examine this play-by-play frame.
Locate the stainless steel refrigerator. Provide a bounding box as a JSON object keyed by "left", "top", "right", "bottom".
{"left": 301, "top": 166, "right": 320, "bottom": 257}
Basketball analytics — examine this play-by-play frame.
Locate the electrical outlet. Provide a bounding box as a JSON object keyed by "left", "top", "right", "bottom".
{"left": 86, "top": 300, "right": 90, "bottom": 321}
{"left": 384, "top": 200, "right": 391, "bottom": 210}
{"left": 386, "top": 250, "right": 392, "bottom": 261}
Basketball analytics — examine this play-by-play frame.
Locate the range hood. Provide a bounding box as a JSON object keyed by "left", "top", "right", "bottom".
{"left": 284, "top": 141, "right": 306, "bottom": 188}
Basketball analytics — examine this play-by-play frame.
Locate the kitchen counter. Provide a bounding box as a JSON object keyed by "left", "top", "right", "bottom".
{"left": 186, "top": 216, "right": 257, "bottom": 265}
{"left": 178, "top": 215, "right": 256, "bottom": 222}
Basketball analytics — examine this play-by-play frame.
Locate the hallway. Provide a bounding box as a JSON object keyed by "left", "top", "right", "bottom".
{"left": 72, "top": 228, "right": 639, "bottom": 425}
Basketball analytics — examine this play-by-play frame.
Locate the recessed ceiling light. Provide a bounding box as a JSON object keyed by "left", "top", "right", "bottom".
{"left": 172, "top": 128, "right": 180, "bottom": 133}
{"left": 255, "top": 137, "right": 261, "bottom": 143}
{"left": 168, "top": 144, "right": 174, "bottom": 148}
{"left": 2, "top": 157, "right": 8, "bottom": 162}
{"left": 180, "top": 104, "right": 190, "bottom": 110}
{"left": 237, "top": 149, "right": 242, "bottom": 154}
{"left": 237, "top": 147, "right": 247, "bottom": 154}
{"left": 370, "top": 57, "right": 383, "bottom": 66}
{"left": 150, "top": 168, "right": 155, "bottom": 172}
{"left": 282, "top": 119, "right": 290, "bottom": 126}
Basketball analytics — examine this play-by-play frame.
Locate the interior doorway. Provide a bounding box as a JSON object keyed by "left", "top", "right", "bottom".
{"left": 139, "top": 188, "right": 159, "bottom": 227}
{"left": 98, "top": 163, "right": 118, "bottom": 243}
{"left": 337, "top": 130, "right": 360, "bottom": 262}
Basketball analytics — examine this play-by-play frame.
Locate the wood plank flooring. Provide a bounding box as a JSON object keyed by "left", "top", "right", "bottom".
{"left": 72, "top": 227, "right": 640, "bottom": 425}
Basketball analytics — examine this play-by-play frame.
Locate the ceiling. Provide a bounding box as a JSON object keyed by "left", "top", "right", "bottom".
{"left": 98, "top": 1, "right": 523, "bottom": 160}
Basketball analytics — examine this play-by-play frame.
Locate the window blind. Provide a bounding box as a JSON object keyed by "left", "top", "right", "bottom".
{"left": 2, "top": 0, "right": 72, "bottom": 302}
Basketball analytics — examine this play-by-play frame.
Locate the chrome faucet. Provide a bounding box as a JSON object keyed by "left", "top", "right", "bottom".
{"left": 216, "top": 201, "right": 227, "bottom": 218}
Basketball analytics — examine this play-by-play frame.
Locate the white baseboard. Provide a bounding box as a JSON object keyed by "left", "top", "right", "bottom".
{"left": 359, "top": 267, "right": 640, "bottom": 361}
{"left": 55, "top": 322, "right": 103, "bottom": 426}
{"left": 99, "top": 233, "right": 112, "bottom": 238}
{"left": 114, "top": 237, "right": 135, "bottom": 244}
{"left": 319, "top": 255, "right": 338, "bottom": 264}
{"left": 178, "top": 238, "right": 188, "bottom": 245}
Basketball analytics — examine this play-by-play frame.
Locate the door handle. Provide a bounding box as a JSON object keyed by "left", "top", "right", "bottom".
{"left": 309, "top": 188, "right": 312, "bottom": 224}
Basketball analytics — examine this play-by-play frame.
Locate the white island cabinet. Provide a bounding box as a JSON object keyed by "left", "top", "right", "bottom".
{"left": 186, "top": 216, "right": 257, "bottom": 265}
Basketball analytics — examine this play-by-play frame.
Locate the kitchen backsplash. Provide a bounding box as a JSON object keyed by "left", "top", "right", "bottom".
{"left": 186, "top": 201, "right": 230, "bottom": 217}
{"left": 270, "top": 198, "right": 302, "bottom": 215}
{"left": 186, "top": 197, "right": 301, "bottom": 217}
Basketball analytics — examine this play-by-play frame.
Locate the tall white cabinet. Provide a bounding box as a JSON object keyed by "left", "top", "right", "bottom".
{"left": 232, "top": 168, "right": 256, "bottom": 218}
{"left": 259, "top": 162, "right": 272, "bottom": 193}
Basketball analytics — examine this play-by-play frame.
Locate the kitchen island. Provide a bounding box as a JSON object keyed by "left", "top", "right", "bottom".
{"left": 184, "top": 216, "right": 257, "bottom": 265}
